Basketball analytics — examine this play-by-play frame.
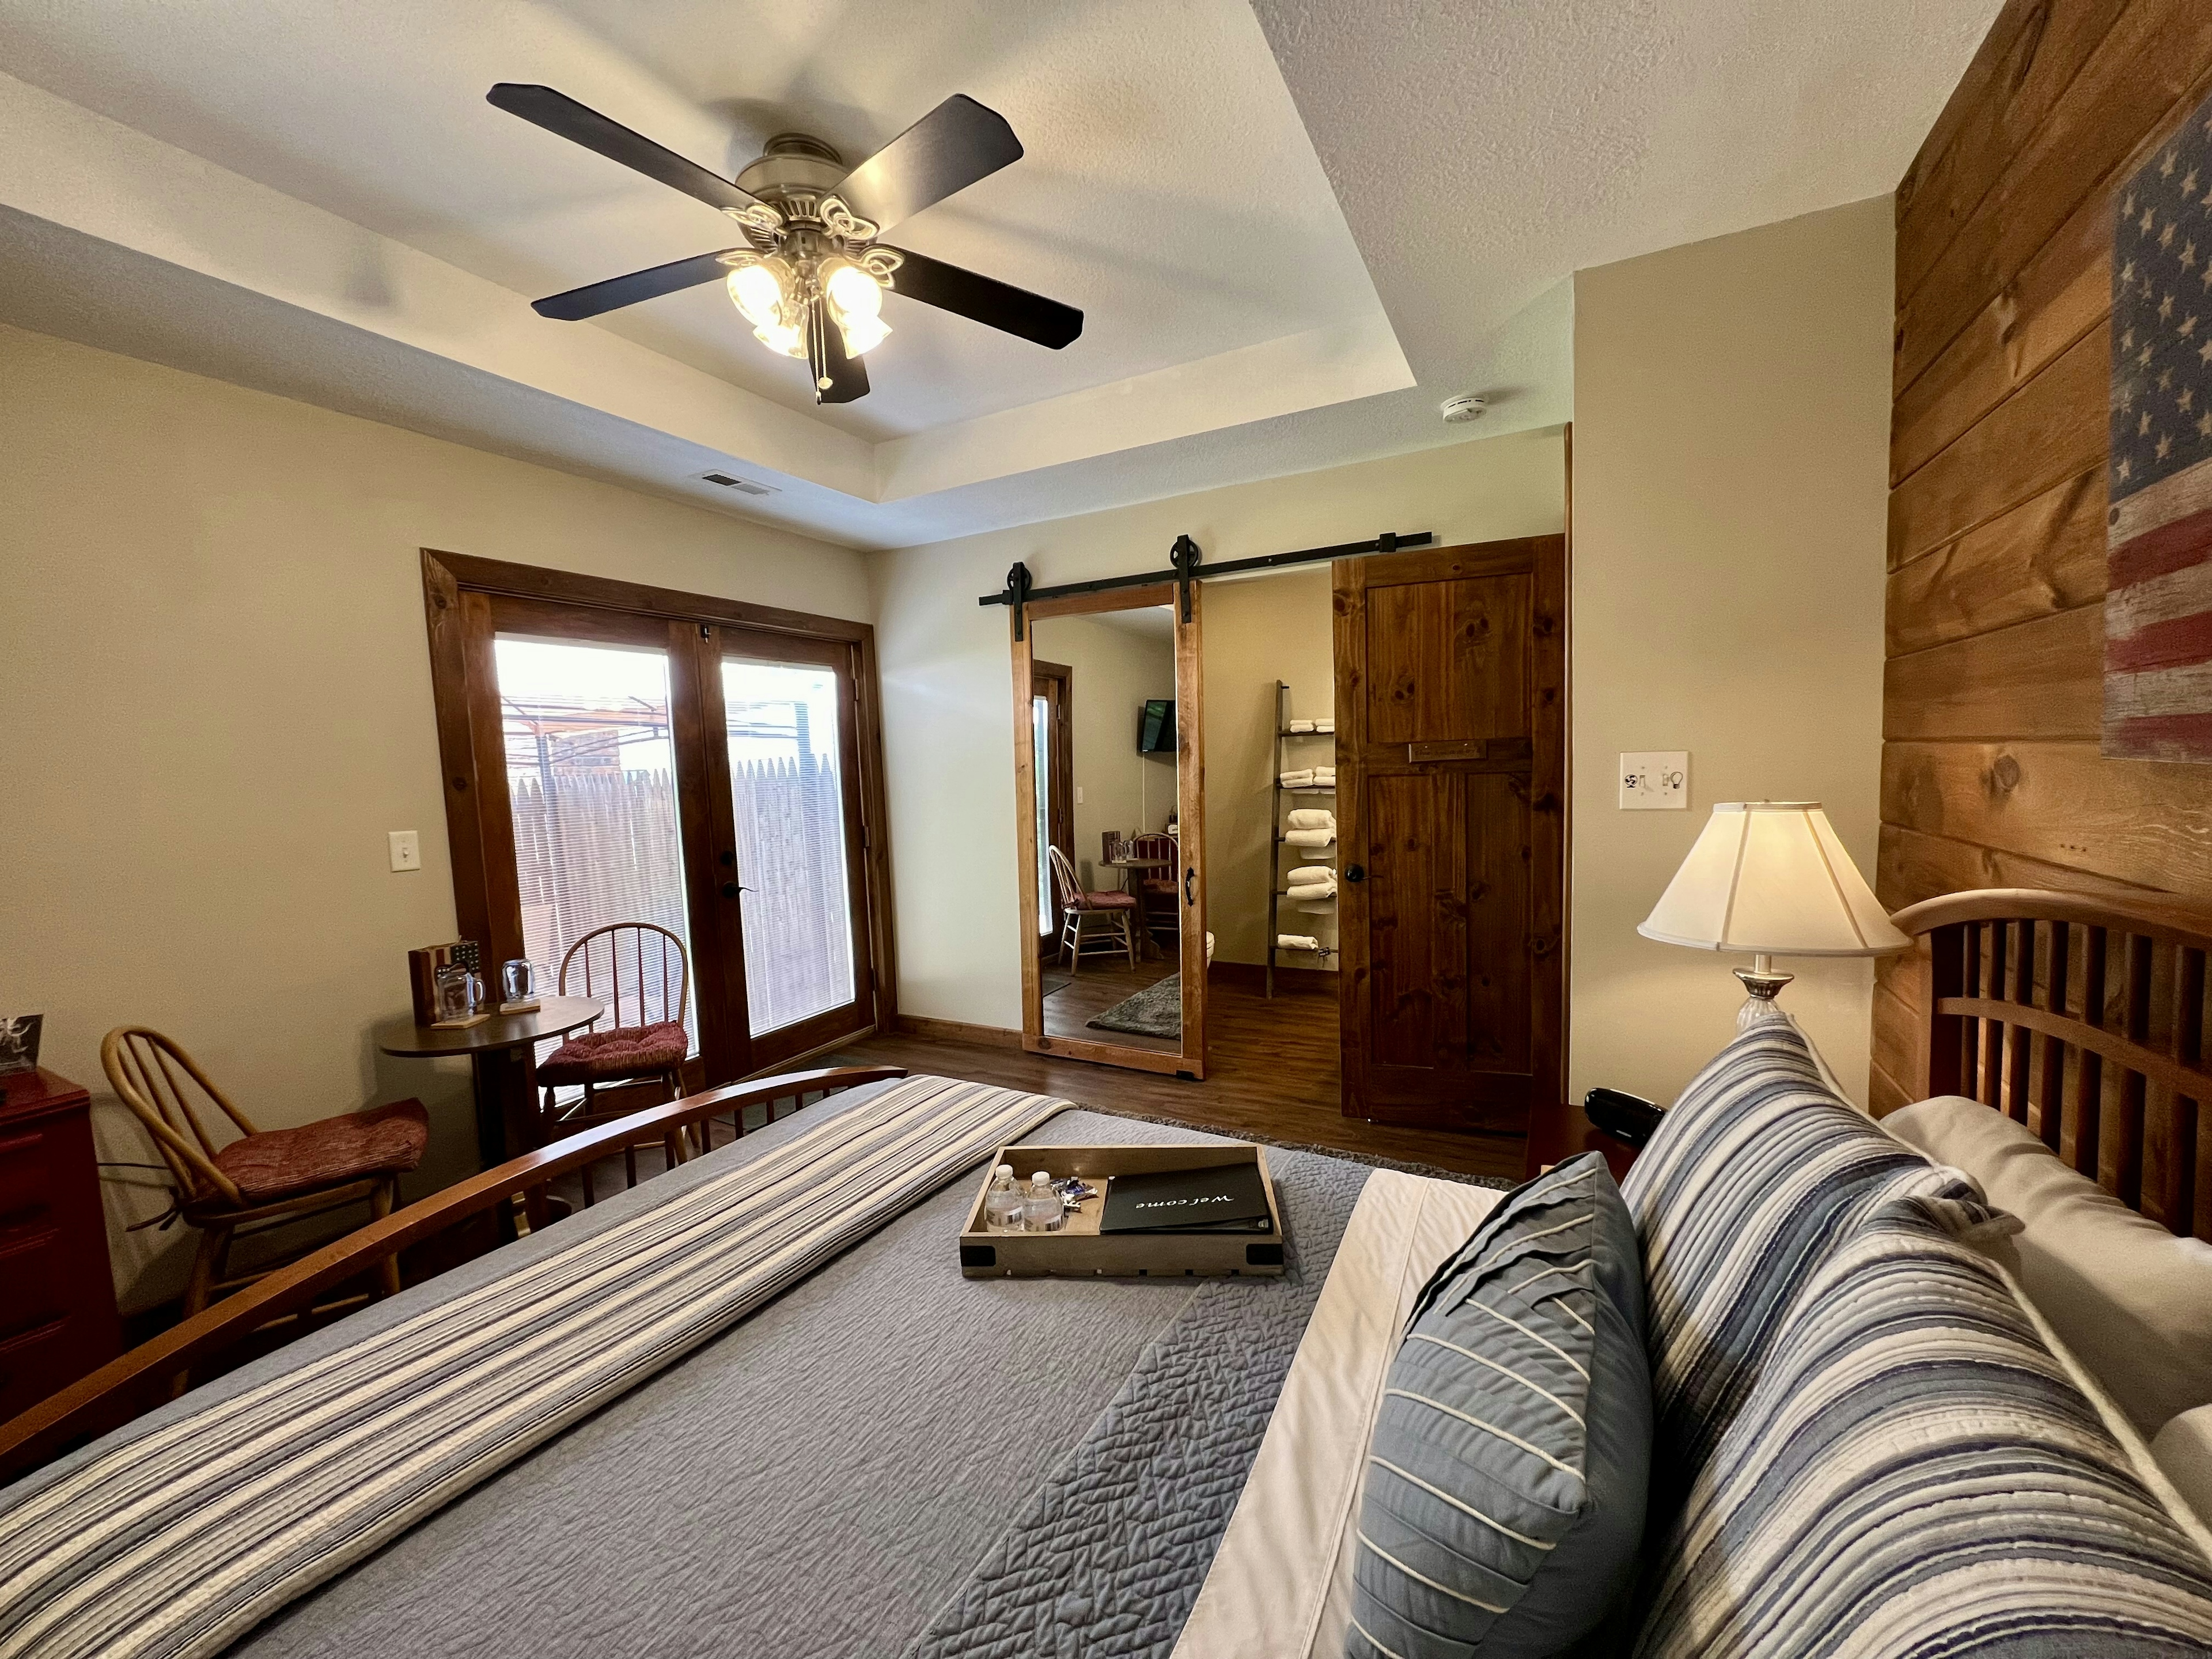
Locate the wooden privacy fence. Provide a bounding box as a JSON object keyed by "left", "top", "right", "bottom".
{"left": 508, "top": 760, "right": 852, "bottom": 1040}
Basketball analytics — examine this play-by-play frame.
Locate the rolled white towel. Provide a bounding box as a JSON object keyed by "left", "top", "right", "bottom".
{"left": 1283, "top": 827, "right": 1334, "bottom": 848}
{"left": 1313, "top": 718, "right": 1335, "bottom": 733}
{"left": 1288, "top": 718, "right": 1315, "bottom": 733}
{"left": 1277, "top": 933, "right": 1321, "bottom": 953}
{"left": 1312, "top": 766, "right": 1336, "bottom": 780}
{"left": 1286, "top": 882, "right": 1336, "bottom": 903}
{"left": 1286, "top": 808, "right": 1335, "bottom": 831}
{"left": 1287, "top": 865, "right": 1335, "bottom": 884}
{"left": 1279, "top": 769, "right": 1315, "bottom": 787}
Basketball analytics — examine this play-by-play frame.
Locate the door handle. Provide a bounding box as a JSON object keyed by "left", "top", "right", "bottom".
{"left": 1344, "top": 864, "right": 1365, "bottom": 883}
{"left": 1184, "top": 868, "right": 1196, "bottom": 906}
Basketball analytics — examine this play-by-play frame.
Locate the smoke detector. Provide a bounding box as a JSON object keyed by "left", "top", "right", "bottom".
{"left": 696, "top": 470, "right": 778, "bottom": 496}
{"left": 1440, "top": 394, "right": 1487, "bottom": 425}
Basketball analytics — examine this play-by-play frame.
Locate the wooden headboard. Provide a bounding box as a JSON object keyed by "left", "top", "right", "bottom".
{"left": 1892, "top": 889, "right": 2212, "bottom": 1244}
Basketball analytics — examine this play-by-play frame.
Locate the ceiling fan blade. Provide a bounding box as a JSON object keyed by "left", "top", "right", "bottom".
{"left": 488, "top": 83, "right": 762, "bottom": 215}
{"left": 880, "top": 248, "right": 1082, "bottom": 349}
{"left": 809, "top": 309, "right": 871, "bottom": 404}
{"left": 834, "top": 94, "right": 1022, "bottom": 233}
{"left": 532, "top": 249, "right": 743, "bottom": 320}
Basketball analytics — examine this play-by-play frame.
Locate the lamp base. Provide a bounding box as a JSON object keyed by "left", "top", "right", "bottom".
{"left": 1733, "top": 952, "right": 1794, "bottom": 1032}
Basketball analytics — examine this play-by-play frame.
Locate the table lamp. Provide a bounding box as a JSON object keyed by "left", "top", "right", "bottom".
{"left": 1638, "top": 801, "right": 1909, "bottom": 1025}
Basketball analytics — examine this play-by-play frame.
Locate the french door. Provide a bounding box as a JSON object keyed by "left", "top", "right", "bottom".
{"left": 1031, "top": 661, "right": 1073, "bottom": 955}
{"left": 423, "top": 552, "right": 888, "bottom": 1090}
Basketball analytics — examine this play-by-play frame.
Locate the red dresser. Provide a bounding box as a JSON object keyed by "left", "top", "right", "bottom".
{"left": 0, "top": 1070, "right": 123, "bottom": 1422}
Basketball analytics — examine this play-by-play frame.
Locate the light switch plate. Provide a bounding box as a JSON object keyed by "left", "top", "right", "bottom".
{"left": 1619, "top": 752, "right": 1688, "bottom": 810}
{"left": 388, "top": 830, "right": 422, "bottom": 872}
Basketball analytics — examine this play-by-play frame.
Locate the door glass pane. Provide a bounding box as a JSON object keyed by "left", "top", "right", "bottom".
{"left": 1033, "top": 694, "right": 1052, "bottom": 937}
{"left": 724, "top": 658, "right": 855, "bottom": 1035}
{"left": 496, "top": 637, "right": 696, "bottom": 1050}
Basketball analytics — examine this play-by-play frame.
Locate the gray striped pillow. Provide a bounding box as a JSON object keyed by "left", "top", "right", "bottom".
{"left": 1635, "top": 1194, "right": 2212, "bottom": 1657}
{"left": 1620, "top": 1022, "right": 1978, "bottom": 1512}
{"left": 1348, "top": 1152, "right": 1651, "bottom": 1659}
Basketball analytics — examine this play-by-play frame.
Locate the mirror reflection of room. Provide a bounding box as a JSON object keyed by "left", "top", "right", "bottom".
{"left": 1029, "top": 604, "right": 1182, "bottom": 1054}
{"left": 1197, "top": 567, "right": 1338, "bottom": 1040}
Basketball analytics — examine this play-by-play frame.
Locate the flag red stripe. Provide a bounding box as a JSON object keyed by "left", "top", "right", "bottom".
{"left": 2104, "top": 710, "right": 2212, "bottom": 757}
{"left": 2107, "top": 607, "right": 2212, "bottom": 672}
{"left": 2111, "top": 500, "right": 2212, "bottom": 591}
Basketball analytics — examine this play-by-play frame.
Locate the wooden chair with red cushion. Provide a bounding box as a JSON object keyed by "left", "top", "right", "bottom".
{"left": 100, "top": 1026, "right": 429, "bottom": 1323}
{"left": 1046, "top": 845, "right": 1139, "bottom": 972}
{"left": 1127, "top": 830, "right": 1180, "bottom": 948}
{"left": 537, "top": 922, "right": 692, "bottom": 1139}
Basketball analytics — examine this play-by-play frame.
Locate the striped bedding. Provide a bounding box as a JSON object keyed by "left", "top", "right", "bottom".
{"left": 0, "top": 1075, "right": 1065, "bottom": 1659}
{"left": 1626, "top": 1024, "right": 2212, "bottom": 1656}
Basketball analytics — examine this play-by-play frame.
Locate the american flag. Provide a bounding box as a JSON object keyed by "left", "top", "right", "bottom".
{"left": 2108, "top": 95, "right": 2212, "bottom": 762}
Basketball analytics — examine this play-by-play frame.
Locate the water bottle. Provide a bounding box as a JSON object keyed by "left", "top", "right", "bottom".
{"left": 1022, "top": 1170, "right": 1064, "bottom": 1233}
{"left": 983, "top": 1165, "right": 1025, "bottom": 1233}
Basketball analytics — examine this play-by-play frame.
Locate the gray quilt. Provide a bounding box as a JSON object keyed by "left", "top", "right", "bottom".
{"left": 210, "top": 1101, "right": 1376, "bottom": 1658}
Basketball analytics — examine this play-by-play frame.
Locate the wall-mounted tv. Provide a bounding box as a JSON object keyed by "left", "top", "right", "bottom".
{"left": 1137, "top": 699, "right": 1176, "bottom": 754}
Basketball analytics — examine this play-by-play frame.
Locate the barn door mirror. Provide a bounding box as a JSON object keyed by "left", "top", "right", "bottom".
{"left": 1011, "top": 585, "right": 1205, "bottom": 1078}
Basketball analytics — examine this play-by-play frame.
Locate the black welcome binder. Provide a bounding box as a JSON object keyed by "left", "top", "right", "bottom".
{"left": 1099, "top": 1163, "right": 1274, "bottom": 1234}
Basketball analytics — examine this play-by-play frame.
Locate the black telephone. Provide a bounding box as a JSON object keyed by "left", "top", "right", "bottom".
{"left": 1584, "top": 1086, "right": 1664, "bottom": 1147}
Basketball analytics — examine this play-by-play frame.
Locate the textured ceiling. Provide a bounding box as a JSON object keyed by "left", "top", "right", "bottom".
{"left": 0, "top": 0, "right": 2003, "bottom": 550}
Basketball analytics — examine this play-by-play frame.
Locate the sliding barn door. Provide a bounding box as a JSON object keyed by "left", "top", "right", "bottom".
{"left": 1334, "top": 537, "right": 1566, "bottom": 1133}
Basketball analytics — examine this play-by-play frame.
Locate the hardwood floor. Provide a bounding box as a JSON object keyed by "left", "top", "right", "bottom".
{"left": 1040, "top": 955, "right": 1181, "bottom": 1054}
{"left": 834, "top": 972, "right": 1527, "bottom": 1183}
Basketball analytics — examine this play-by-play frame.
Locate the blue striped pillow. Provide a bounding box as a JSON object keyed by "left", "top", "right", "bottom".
{"left": 1635, "top": 1194, "right": 2212, "bottom": 1657}
{"left": 1621, "top": 1022, "right": 1978, "bottom": 1512}
{"left": 1347, "top": 1152, "right": 1651, "bottom": 1659}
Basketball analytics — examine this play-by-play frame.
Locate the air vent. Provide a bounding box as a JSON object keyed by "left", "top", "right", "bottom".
{"left": 697, "top": 470, "right": 778, "bottom": 496}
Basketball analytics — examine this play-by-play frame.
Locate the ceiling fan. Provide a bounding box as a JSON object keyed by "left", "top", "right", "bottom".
{"left": 487, "top": 83, "right": 1083, "bottom": 406}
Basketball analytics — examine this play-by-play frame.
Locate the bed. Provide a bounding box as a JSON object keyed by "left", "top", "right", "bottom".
{"left": 6, "top": 889, "right": 2212, "bottom": 1658}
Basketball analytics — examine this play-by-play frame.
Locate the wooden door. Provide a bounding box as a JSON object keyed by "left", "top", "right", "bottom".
{"left": 1334, "top": 536, "right": 1566, "bottom": 1132}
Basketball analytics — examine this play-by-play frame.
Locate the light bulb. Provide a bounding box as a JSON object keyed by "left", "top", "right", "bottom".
{"left": 726, "top": 260, "right": 789, "bottom": 330}
{"left": 836, "top": 313, "right": 891, "bottom": 357}
{"left": 755, "top": 322, "right": 805, "bottom": 358}
{"left": 823, "top": 259, "right": 882, "bottom": 322}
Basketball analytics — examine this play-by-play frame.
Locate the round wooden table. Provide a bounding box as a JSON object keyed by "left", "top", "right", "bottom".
{"left": 376, "top": 996, "right": 604, "bottom": 1173}
{"left": 1099, "top": 855, "right": 1175, "bottom": 958}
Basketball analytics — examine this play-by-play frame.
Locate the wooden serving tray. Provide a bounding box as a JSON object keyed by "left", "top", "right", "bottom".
{"left": 959, "top": 1142, "right": 1285, "bottom": 1278}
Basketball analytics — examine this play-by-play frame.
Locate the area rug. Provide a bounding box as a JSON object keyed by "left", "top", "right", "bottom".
{"left": 1086, "top": 973, "right": 1181, "bottom": 1038}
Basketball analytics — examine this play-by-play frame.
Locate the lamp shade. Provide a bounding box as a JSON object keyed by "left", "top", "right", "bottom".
{"left": 1638, "top": 801, "right": 1909, "bottom": 957}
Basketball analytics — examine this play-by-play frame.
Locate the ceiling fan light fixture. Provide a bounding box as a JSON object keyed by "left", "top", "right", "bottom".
{"left": 821, "top": 258, "right": 891, "bottom": 358}
{"left": 726, "top": 257, "right": 792, "bottom": 332}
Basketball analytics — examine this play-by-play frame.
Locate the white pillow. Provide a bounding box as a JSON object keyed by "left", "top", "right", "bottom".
{"left": 2157, "top": 1407, "right": 2212, "bottom": 1533}
{"left": 1883, "top": 1094, "right": 2212, "bottom": 1435}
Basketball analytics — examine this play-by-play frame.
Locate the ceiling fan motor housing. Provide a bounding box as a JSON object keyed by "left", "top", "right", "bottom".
{"left": 735, "top": 133, "right": 849, "bottom": 207}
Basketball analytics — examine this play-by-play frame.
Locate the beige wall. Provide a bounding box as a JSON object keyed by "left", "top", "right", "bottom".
{"left": 0, "top": 324, "right": 870, "bottom": 1306}
{"left": 1200, "top": 568, "right": 1336, "bottom": 968}
{"left": 869, "top": 429, "right": 1568, "bottom": 1031}
{"left": 1569, "top": 197, "right": 1894, "bottom": 1108}
{"left": 1025, "top": 610, "right": 1177, "bottom": 891}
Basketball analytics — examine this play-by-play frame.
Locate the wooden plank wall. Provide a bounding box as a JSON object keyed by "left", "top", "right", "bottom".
{"left": 1875, "top": 0, "right": 2212, "bottom": 1112}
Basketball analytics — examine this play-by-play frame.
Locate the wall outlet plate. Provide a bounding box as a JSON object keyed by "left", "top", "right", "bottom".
{"left": 388, "top": 829, "right": 422, "bottom": 872}
{"left": 1619, "top": 752, "right": 1688, "bottom": 810}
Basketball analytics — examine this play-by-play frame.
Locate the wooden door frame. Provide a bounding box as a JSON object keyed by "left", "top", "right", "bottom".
{"left": 421, "top": 550, "right": 897, "bottom": 1082}
{"left": 1029, "top": 660, "right": 1074, "bottom": 957}
{"left": 1010, "top": 583, "right": 1207, "bottom": 1079}
{"left": 1333, "top": 531, "right": 1569, "bottom": 1129}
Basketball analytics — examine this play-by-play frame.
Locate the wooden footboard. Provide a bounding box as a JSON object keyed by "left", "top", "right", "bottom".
{"left": 0, "top": 1065, "right": 906, "bottom": 1483}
